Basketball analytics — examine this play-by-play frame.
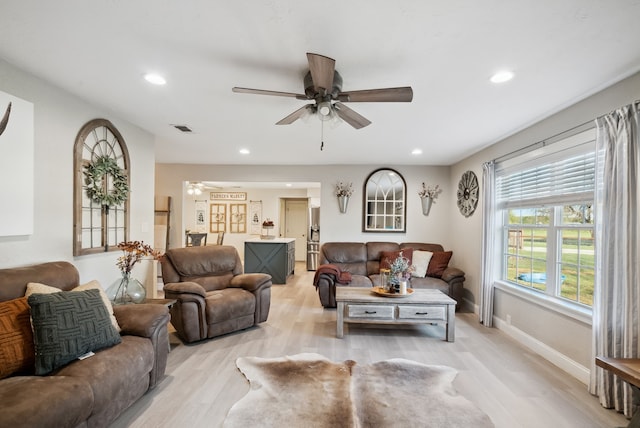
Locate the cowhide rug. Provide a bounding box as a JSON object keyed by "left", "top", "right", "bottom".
{"left": 223, "top": 353, "right": 494, "bottom": 428}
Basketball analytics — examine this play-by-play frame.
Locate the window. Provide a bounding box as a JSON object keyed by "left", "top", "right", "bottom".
{"left": 497, "top": 128, "right": 595, "bottom": 307}
{"left": 73, "top": 119, "right": 130, "bottom": 256}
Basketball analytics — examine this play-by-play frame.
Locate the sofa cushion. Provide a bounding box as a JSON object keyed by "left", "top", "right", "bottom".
{"left": 28, "top": 289, "right": 122, "bottom": 375}
{"left": 0, "top": 375, "right": 94, "bottom": 427}
{"left": 426, "top": 251, "right": 453, "bottom": 278}
{"left": 205, "top": 288, "right": 256, "bottom": 324}
{"left": 320, "top": 242, "right": 369, "bottom": 276}
{"left": 380, "top": 248, "right": 414, "bottom": 270}
{"left": 56, "top": 335, "right": 154, "bottom": 427}
{"left": 26, "top": 280, "right": 120, "bottom": 332}
{"left": 0, "top": 297, "right": 35, "bottom": 379}
{"left": 411, "top": 250, "right": 433, "bottom": 278}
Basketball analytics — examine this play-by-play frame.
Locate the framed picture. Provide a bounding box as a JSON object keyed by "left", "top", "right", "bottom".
{"left": 230, "top": 203, "right": 247, "bottom": 233}
{"left": 210, "top": 203, "right": 226, "bottom": 233}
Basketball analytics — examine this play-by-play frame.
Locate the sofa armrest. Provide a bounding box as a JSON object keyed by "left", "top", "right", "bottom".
{"left": 315, "top": 272, "right": 337, "bottom": 308}
{"left": 163, "top": 281, "right": 207, "bottom": 297}
{"left": 230, "top": 273, "right": 272, "bottom": 292}
{"left": 114, "top": 303, "right": 170, "bottom": 338}
{"left": 113, "top": 303, "right": 170, "bottom": 389}
{"left": 440, "top": 267, "right": 465, "bottom": 311}
{"left": 441, "top": 267, "right": 465, "bottom": 283}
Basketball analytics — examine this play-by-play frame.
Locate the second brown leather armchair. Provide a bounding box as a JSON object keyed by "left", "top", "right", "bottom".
{"left": 160, "top": 245, "right": 272, "bottom": 343}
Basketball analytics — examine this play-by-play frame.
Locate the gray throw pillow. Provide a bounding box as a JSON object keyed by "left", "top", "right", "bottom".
{"left": 28, "top": 288, "right": 121, "bottom": 375}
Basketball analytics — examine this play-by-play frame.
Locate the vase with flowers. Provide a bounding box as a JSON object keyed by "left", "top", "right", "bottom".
{"left": 335, "top": 181, "right": 353, "bottom": 213}
{"left": 418, "top": 182, "right": 441, "bottom": 216}
{"left": 106, "top": 241, "right": 161, "bottom": 305}
{"left": 386, "top": 252, "right": 414, "bottom": 293}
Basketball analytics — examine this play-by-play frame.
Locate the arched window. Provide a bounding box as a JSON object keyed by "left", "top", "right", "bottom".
{"left": 73, "top": 119, "right": 130, "bottom": 255}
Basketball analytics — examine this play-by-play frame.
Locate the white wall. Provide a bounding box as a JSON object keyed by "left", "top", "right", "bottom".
{"left": 155, "top": 163, "right": 456, "bottom": 256}
{"left": 450, "top": 70, "right": 640, "bottom": 378}
{"left": 0, "top": 59, "right": 156, "bottom": 287}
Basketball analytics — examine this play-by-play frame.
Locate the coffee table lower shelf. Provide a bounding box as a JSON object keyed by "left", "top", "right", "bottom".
{"left": 335, "top": 287, "right": 456, "bottom": 342}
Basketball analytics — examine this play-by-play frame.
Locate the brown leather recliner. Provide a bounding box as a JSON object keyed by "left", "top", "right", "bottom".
{"left": 161, "top": 245, "right": 272, "bottom": 343}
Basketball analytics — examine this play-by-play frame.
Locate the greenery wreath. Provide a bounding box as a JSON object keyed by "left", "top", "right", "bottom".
{"left": 84, "top": 156, "right": 129, "bottom": 207}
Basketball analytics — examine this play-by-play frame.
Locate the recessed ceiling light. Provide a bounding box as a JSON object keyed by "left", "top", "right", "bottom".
{"left": 412, "top": 149, "right": 423, "bottom": 155}
{"left": 239, "top": 148, "right": 250, "bottom": 155}
{"left": 143, "top": 73, "right": 166, "bottom": 85}
{"left": 286, "top": 183, "right": 292, "bottom": 187}
{"left": 490, "top": 70, "right": 514, "bottom": 84}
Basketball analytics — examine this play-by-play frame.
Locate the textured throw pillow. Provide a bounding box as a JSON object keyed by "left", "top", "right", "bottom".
{"left": 0, "top": 297, "right": 35, "bottom": 379}
{"left": 411, "top": 250, "right": 433, "bottom": 278}
{"left": 426, "top": 251, "right": 453, "bottom": 278}
{"left": 28, "top": 289, "right": 122, "bottom": 375}
{"left": 26, "top": 280, "right": 120, "bottom": 332}
{"left": 380, "top": 249, "right": 414, "bottom": 270}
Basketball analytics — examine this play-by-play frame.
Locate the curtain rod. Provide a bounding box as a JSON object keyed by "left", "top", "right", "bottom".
{"left": 494, "top": 100, "right": 640, "bottom": 164}
{"left": 493, "top": 119, "right": 595, "bottom": 164}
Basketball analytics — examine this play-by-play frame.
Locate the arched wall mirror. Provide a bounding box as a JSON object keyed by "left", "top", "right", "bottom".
{"left": 363, "top": 168, "right": 406, "bottom": 232}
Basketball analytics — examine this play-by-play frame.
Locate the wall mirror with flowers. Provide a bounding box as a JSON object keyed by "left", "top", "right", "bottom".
{"left": 363, "top": 168, "right": 406, "bottom": 232}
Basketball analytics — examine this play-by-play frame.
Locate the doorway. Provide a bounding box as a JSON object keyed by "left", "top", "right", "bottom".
{"left": 282, "top": 198, "right": 308, "bottom": 261}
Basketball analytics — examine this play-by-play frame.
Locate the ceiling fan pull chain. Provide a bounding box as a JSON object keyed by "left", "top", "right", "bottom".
{"left": 320, "top": 120, "right": 324, "bottom": 151}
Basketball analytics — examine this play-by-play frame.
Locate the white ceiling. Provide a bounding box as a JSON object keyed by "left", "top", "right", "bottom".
{"left": 2, "top": 1, "right": 640, "bottom": 166}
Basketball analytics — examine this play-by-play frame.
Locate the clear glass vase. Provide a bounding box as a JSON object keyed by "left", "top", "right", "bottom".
{"left": 106, "top": 272, "right": 146, "bottom": 305}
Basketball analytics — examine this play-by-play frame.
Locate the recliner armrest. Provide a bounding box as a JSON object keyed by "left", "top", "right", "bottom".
{"left": 230, "top": 273, "right": 272, "bottom": 292}
{"left": 163, "top": 281, "right": 207, "bottom": 297}
{"left": 113, "top": 304, "right": 170, "bottom": 338}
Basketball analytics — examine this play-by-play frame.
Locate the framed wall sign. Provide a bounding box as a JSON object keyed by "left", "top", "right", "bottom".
{"left": 210, "top": 192, "right": 247, "bottom": 201}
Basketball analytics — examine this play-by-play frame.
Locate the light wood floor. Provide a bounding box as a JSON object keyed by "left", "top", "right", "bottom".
{"left": 111, "top": 262, "right": 627, "bottom": 428}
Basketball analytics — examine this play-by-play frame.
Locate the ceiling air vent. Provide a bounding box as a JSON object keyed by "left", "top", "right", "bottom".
{"left": 173, "top": 124, "right": 192, "bottom": 133}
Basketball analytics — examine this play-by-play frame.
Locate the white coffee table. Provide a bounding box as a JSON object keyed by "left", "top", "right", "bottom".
{"left": 335, "top": 287, "right": 456, "bottom": 341}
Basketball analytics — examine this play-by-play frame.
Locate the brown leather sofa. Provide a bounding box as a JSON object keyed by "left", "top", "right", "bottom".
{"left": 0, "top": 261, "right": 170, "bottom": 428}
{"left": 315, "top": 242, "right": 465, "bottom": 310}
{"left": 161, "top": 245, "right": 272, "bottom": 343}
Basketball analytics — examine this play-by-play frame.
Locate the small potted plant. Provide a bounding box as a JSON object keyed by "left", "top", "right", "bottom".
{"left": 261, "top": 219, "right": 275, "bottom": 239}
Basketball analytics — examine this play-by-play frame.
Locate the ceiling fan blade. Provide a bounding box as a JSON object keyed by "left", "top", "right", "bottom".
{"left": 306, "top": 53, "right": 335, "bottom": 95}
{"left": 338, "top": 87, "right": 413, "bottom": 102}
{"left": 276, "top": 104, "right": 314, "bottom": 125}
{"left": 333, "top": 102, "right": 371, "bottom": 129}
{"left": 232, "top": 87, "right": 308, "bottom": 100}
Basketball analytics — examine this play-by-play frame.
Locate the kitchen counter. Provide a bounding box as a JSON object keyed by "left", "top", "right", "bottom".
{"left": 244, "top": 238, "right": 295, "bottom": 284}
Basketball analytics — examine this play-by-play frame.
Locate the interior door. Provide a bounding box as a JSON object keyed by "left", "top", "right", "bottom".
{"left": 284, "top": 199, "right": 308, "bottom": 261}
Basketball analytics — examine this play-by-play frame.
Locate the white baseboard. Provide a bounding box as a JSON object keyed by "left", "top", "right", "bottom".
{"left": 492, "top": 316, "right": 590, "bottom": 385}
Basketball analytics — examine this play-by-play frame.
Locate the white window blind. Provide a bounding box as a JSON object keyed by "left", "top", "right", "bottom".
{"left": 496, "top": 128, "right": 596, "bottom": 208}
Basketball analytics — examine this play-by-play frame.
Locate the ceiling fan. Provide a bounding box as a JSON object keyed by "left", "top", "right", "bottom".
{"left": 232, "top": 53, "right": 413, "bottom": 129}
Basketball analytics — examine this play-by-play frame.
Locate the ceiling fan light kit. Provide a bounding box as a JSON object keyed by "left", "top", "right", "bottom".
{"left": 232, "top": 53, "right": 413, "bottom": 130}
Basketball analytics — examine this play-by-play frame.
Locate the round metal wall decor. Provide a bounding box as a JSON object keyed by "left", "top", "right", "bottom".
{"left": 457, "top": 170, "right": 479, "bottom": 217}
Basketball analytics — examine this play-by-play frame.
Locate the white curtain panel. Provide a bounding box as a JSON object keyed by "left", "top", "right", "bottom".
{"left": 590, "top": 103, "right": 640, "bottom": 417}
{"left": 479, "top": 161, "right": 496, "bottom": 327}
